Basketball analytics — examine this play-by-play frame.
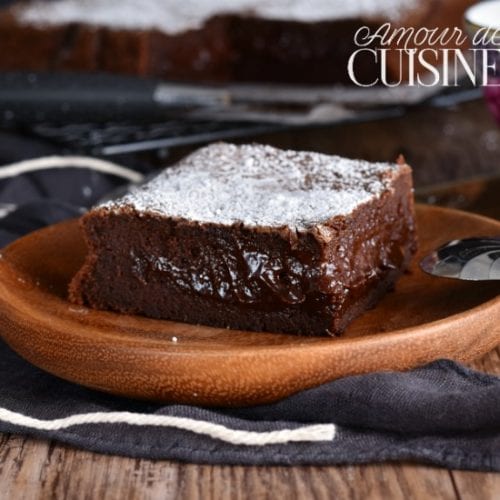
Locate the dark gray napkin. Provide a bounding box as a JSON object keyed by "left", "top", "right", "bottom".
{"left": 0, "top": 157, "right": 499, "bottom": 471}
{"left": 1, "top": 338, "right": 500, "bottom": 470}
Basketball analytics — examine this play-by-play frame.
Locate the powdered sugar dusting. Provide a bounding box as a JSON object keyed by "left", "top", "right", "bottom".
{"left": 103, "top": 143, "right": 400, "bottom": 230}
{"left": 16, "top": 0, "right": 420, "bottom": 34}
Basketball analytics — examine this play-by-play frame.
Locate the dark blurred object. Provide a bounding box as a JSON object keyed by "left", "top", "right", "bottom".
{"left": 0, "top": 70, "right": 482, "bottom": 164}
{"left": 0, "top": 70, "right": 482, "bottom": 126}
{"left": 1, "top": 98, "right": 498, "bottom": 187}
{"left": 0, "top": 156, "right": 134, "bottom": 245}
{"left": 0, "top": 72, "right": 230, "bottom": 123}
{"left": 464, "top": 0, "right": 500, "bottom": 125}
{"left": 0, "top": 129, "right": 60, "bottom": 162}
{"left": 27, "top": 120, "right": 281, "bottom": 156}
{"left": 0, "top": 200, "right": 82, "bottom": 244}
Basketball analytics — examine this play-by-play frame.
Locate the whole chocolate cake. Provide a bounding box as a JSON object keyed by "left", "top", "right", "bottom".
{"left": 0, "top": 0, "right": 475, "bottom": 84}
{"left": 69, "top": 143, "right": 417, "bottom": 336}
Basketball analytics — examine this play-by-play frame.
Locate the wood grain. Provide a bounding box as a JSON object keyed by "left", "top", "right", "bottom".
{"left": 451, "top": 467, "right": 500, "bottom": 500}
{"left": 1, "top": 100, "right": 500, "bottom": 499}
{"left": 0, "top": 433, "right": 462, "bottom": 500}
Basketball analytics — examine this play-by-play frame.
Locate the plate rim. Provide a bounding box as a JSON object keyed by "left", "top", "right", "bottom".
{"left": 0, "top": 203, "right": 499, "bottom": 405}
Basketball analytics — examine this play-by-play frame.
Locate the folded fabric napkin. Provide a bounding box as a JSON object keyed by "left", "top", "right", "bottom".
{"left": 0, "top": 156, "right": 499, "bottom": 471}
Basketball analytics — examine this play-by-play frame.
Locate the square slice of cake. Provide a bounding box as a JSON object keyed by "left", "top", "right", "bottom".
{"left": 69, "top": 143, "right": 417, "bottom": 336}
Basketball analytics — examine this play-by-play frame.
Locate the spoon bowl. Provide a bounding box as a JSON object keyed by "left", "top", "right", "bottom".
{"left": 420, "top": 237, "right": 500, "bottom": 281}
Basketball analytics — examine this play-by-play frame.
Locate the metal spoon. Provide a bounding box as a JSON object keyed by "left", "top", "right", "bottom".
{"left": 420, "top": 237, "right": 500, "bottom": 281}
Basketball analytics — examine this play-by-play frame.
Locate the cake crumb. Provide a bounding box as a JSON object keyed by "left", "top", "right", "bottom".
{"left": 68, "top": 306, "right": 88, "bottom": 314}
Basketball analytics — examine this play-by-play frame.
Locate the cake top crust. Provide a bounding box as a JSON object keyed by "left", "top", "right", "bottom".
{"left": 102, "top": 143, "right": 402, "bottom": 230}
{"left": 15, "top": 0, "right": 419, "bottom": 34}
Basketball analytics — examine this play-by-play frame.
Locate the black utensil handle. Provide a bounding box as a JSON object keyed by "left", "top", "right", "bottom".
{"left": 0, "top": 72, "right": 174, "bottom": 123}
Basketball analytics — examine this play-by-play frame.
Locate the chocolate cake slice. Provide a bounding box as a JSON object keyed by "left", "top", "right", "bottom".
{"left": 0, "top": 0, "right": 476, "bottom": 84}
{"left": 69, "top": 143, "right": 417, "bottom": 336}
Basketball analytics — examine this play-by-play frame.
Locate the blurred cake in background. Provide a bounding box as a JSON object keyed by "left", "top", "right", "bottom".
{"left": 0, "top": 0, "right": 476, "bottom": 84}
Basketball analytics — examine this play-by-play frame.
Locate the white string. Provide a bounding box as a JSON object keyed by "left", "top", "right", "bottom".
{"left": 0, "top": 407, "right": 335, "bottom": 446}
{"left": 0, "top": 156, "right": 144, "bottom": 183}
{"left": 0, "top": 156, "right": 336, "bottom": 447}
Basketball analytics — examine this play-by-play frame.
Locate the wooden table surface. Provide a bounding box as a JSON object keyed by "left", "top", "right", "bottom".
{"left": 1, "top": 99, "right": 500, "bottom": 499}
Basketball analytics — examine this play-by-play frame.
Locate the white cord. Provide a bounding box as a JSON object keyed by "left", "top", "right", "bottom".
{"left": 0, "top": 156, "right": 337, "bottom": 447}
{"left": 0, "top": 156, "right": 144, "bottom": 183}
{"left": 0, "top": 407, "right": 335, "bottom": 446}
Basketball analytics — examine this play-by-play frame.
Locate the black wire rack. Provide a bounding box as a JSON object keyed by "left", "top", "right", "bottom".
{"left": 28, "top": 120, "right": 285, "bottom": 156}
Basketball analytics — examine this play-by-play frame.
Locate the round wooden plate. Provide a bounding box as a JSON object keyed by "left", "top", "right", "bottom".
{"left": 0, "top": 204, "right": 499, "bottom": 406}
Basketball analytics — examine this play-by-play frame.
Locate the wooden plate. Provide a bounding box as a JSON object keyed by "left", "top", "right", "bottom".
{"left": 0, "top": 204, "right": 499, "bottom": 407}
